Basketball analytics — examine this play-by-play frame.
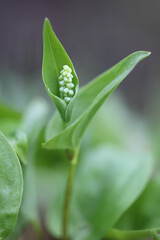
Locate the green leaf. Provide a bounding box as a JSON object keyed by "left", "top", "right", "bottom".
{"left": 8, "top": 98, "right": 49, "bottom": 238}
{"left": 42, "top": 18, "right": 79, "bottom": 121}
{"left": 0, "top": 131, "right": 23, "bottom": 240}
{"left": 73, "top": 147, "right": 153, "bottom": 240}
{"left": 116, "top": 174, "right": 160, "bottom": 231}
{"left": 105, "top": 228, "right": 160, "bottom": 240}
{"left": 46, "top": 146, "right": 153, "bottom": 240}
{"left": 9, "top": 130, "right": 28, "bottom": 165}
{"left": 22, "top": 98, "right": 49, "bottom": 145}
{"left": 0, "top": 102, "right": 21, "bottom": 120}
{"left": 152, "top": 231, "right": 160, "bottom": 240}
{"left": 0, "top": 102, "right": 21, "bottom": 136}
{"left": 44, "top": 51, "right": 150, "bottom": 150}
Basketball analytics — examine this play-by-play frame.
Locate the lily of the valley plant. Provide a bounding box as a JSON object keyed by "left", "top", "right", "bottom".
{"left": 1, "top": 18, "right": 159, "bottom": 240}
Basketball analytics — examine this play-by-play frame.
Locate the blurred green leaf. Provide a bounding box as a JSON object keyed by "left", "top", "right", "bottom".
{"left": 9, "top": 130, "right": 28, "bottom": 165}
{"left": 82, "top": 96, "right": 151, "bottom": 153}
{"left": 46, "top": 145, "right": 153, "bottom": 240}
{"left": 0, "top": 102, "right": 21, "bottom": 120}
{"left": 0, "top": 102, "right": 21, "bottom": 136}
{"left": 22, "top": 98, "right": 49, "bottom": 144}
{"left": 8, "top": 98, "right": 49, "bottom": 238}
{"left": 44, "top": 51, "right": 150, "bottom": 150}
{"left": 20, "top": 98, "right": 49, "bottom": 223}
{"left": 105, "top": 228, "right": 160, "bottom": 240}
{"left": 152, "top": 231, "right": 160, "bottom": 240}
{"left": 0, "top": 132, "right": 23, "bottom": 240}
{"left": 116, "top": 173, "right": 160, "bottom": 231}
{"left": 42, "top": 18, "right": 79, "bottom": 121}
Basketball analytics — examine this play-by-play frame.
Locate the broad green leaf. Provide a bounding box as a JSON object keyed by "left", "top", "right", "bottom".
{"left": 44, "top": 51, "right": 150, "bottom": 150}
{"left": 0, "top": 102, "right": 21, "bottom": 136}
{"left": 0, "top": 132, "right": 23, "bottom": 240}
{"left": 46, "top": 146, "right": 153, "bottom": 240}
{"left": 8, "top": 98, "right": 49, "bottom": 238}
{"left": 116, "top": 174, "right": 160, "bottom": 231}
{"left": 20, "top": 98, "right": 49, "bottom": 222}
{"left": 42, "top": 18, "right": 79, "bottom": 121}
{"left": 20, "top": 99, "right": 49, "bottom": 222}
{"left": 72, "top": 147, "right": 153, "bottom": 240}
{"left": 81, "top": 96, "right": 150, "bottom": 152}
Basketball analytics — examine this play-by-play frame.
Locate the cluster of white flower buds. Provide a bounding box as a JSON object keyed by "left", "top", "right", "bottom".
{"left": 58, "top": 65, "right": 74, "bottom": 103}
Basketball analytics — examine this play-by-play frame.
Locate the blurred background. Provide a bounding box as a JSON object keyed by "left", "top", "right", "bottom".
{"left": 0, "top": 0, "right": 160, "bottom": 117}
{"left": 1, "top": 2, "right": 160, "bottom": 239}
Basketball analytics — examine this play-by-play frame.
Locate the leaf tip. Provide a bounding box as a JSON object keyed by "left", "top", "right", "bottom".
{"left": 44, "top": 17, "right": 50, "bottom": 25}
{"left": 43, "top": 17, "right": 52, "bottom": 34}
{"left": 136, "top": 50, "right": 151, "bottom": 59}
{"left": 143, "top": 51, "right": 151, "bottom": 57}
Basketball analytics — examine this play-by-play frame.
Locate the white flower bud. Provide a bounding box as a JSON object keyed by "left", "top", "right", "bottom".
{"left": 64, "top": 97, "right": 71, "bottom": 103}
{"left": 63, "top": 88, "right": 69, "bottom": 94}
{"left": 59, "top": 75, "right": 63, "bottom": 80}
{"left": 59, "top": 87, "right": 65, "bottom": 92}
{"left": 58, "top": 65, "right": 74, "bottom": 103}
{"left": 68, "top": 90, "right": 74, "bottom": 96}
{"left": 67, "top": 78, "right": 72, "bottom": 83}
{"left": 59, "top": 80, "right": 65, "bottom": 86}
{"left": 67, "top": 73, "right": 73, "bottom": 78}
{"left": 63, "top": 65, "right": 71, "bottom": 70}
{"left": 62, "top": 71, "right": 67, "bottom": 76}
{"left": 66, "top": 83, "right": 74, "bottom": 89}
{"left": 63, "top": 65, "right": 68, "bottom": 69}
{"left": 63, "top": 77, "right": 68, "bottom": 82}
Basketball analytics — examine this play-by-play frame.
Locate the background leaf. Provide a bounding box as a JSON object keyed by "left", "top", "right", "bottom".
{"left": 42, "top": 18, "right": 79, "bottom": 121}
{"left": 0, "top": 132, "right": 23, "bottom": 240}
{"left": 0, "top": 102, "right": 21, "bottom": 136}
{"left": 0, "top": 102, "right": 21, "bottom": 120}
{"left": 105, "top": 228, "right": 160, "bottom": 240}
{"left": 44, "top": 51, "right": 150, "bottom": 150}
{"left": 115, "top": 174, "right": 160, "bottom": 231}
{"left": 8, "top": 98, "right": 49, "bottom": 239}
{"left": 46, "top": 145, "right": 153, "bottom": 240}
{"left": 9, "top": 130, "right": 28, "bottom": 165}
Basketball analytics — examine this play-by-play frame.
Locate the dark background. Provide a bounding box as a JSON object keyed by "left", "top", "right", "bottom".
{"left": 0, "top": 0, "right": 160, "bottom": 114}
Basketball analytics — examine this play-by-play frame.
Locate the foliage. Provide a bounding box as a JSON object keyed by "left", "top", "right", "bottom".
{"left": 0, "top": 18, "right": 159, "bottom": 240}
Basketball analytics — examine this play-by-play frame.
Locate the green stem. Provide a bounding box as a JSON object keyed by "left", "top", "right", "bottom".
{"left": 33, "top": 223, "right": 44, "bottom": 240}
{"left": 152, "top": 231, "right": 160, "bottom": 240}
{"left": 105, "top": 228, "right": 160, "bottom": 240}
{"left": 62, "top": 148, "right": 79, "bottom": 240}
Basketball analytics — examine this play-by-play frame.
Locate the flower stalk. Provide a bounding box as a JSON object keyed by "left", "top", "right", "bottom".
{"left": 62, "top": 148, "right": 79, "bottom": 240}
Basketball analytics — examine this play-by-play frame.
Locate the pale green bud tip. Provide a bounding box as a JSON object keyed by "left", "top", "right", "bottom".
{"left": 58, "top": 65, "right": 75, "bottom": 103}
{"left": 64, "top": 96, "right": 71, "bottom": 103}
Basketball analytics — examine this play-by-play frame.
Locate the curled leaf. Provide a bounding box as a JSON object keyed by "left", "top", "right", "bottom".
{"left": 42, "top": 18, "right": 79, "bottom": 121}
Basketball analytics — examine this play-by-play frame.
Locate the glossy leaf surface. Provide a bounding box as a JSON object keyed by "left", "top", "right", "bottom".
{"left": 0, "top": 132, "right": 23, "bottom": 240}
